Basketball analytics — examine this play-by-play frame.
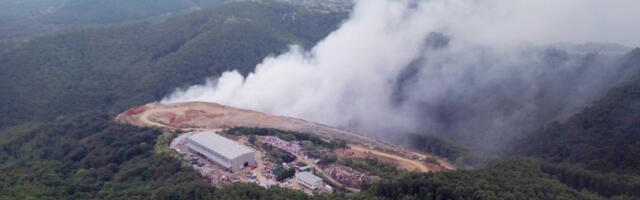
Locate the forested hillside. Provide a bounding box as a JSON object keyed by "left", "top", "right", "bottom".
{"left": 517, "top": 48, "right": 640, "bottom": 174}
{"left": 2, "top": 1, "right": 640, "bottom": 199}
{"left": 0, "top": 2, "right": 347, "bottom": 128}
{"left": 0, "top": 0, "right": 228, "bottom": 40}
{"left": 36, "top": 0, "right": 226, "bottom": 25}
{"left": 0, "top": 112, "right": 626, "bottom": 200}
{"left": 509, "top": 49, "right": 640, "bottom": 198}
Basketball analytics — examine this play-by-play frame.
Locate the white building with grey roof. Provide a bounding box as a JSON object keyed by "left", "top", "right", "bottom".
{"left": 186, "top": 131, "right": 255, "bottom": 172}
{"left": 296, "top": 172, "right": 324, "bottom": 190}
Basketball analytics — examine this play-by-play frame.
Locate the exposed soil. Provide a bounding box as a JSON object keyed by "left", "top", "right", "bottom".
{"left": 336, "top": 144, "right": 448, "bottom": 172}
{"left": 116, "top": 101, "right": 455, "bottom": 173}
{"left": 117, "top": 102, "right": 393, "bottom": 148}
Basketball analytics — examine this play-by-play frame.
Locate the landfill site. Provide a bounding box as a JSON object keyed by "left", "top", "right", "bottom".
{"left": 116, "top": 102, "right": 455, "bottom": 194}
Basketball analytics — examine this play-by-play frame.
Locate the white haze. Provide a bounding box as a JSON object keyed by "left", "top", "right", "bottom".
{"left": 162, "top": 0, "right": 640, "bottom": 151}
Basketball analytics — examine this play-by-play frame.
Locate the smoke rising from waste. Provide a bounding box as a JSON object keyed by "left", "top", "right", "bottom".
{"left": 162, "top": 0, "right": 640, "bottom": 151}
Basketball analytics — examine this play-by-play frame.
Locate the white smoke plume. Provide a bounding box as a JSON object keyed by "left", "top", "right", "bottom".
{"left": 162, "top": 0, "right": 640, "bottom": 151}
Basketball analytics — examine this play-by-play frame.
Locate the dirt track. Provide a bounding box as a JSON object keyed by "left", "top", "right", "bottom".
{"left": 116, "top": 102, "right": 455, "bottom": 172}
{"left": 347, "top": 145, "right": 430, "bottom": 172}
{"left": 116, "top": 102, "right": 397, "bottom": 148}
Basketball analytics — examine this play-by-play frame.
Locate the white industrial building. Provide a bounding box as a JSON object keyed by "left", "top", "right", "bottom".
{"left": 186, "top": 131, "right": 255, "bottom": 172}
{"left": 296, "top": 172, "right": 323, "bottom": 190}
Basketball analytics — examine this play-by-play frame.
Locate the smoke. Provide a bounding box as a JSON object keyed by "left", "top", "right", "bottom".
{"left": 161, "top": 0, "right": 640, "bottom": 152}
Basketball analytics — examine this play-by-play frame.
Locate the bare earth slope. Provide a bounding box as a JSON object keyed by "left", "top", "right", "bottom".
{"left": 116, "top": 102, "right": 383, "bottom": 145}
{"left": 115, "top": 101, "right": 455, "bottom": 171}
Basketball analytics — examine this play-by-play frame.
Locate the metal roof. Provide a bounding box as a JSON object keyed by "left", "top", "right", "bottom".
{"left": 188, "top": 131, "right": 254, "bottom": 159}
{"left": 296, "top": 172, "right": 323, "bottom": 183}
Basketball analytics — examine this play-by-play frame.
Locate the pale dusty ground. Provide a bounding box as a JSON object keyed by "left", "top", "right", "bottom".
{"left": 117, "top": 102, "right": 457, "bottom": 189}
{"left": 115, "top": 102, "right": 400, "bottom": 150}
{"left": 347, "top": 144, "right": 430, "bottom": 172}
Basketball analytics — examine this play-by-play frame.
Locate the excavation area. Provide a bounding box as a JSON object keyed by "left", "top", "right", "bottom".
{"left": 168, "top": 128, "right": 450, "bottom": 194}
{"left": 117, "top": 102, "right": 454, "bottom": 194}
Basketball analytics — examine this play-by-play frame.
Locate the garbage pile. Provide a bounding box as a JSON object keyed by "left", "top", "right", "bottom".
{"left": 325, "top": 164, "right": 369, "bottom": 188}
{"left": 263, "top": 136, "right": 302, "bottom": 154}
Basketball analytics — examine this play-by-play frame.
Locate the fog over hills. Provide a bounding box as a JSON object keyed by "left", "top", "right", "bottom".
{"left": 161, "top": 0, "right": 640, "bottom": 152}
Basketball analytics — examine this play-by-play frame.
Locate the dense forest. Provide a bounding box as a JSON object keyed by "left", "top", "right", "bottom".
{"left": 0, "top": 0, "right": 229, "bottom": 40}
{"left": 2, "top": 112, "right": 633, "bottom": 200}
{"left": 517, "top": 49, "right": 640, "bottom": 174}
{"left": 0, "top": 2, "right": 348, "bottom": 129}
{"left": 2, "top": 1, "right": 640, "bottom": 200}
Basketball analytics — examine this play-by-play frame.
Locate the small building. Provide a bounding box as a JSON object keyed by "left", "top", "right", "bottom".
{"left": 322, "top": 185, "right": 333, "bottom": 193}
{"left": 186, "top": 131, "right": 255, "bottom": 172}
{"left": 296, "top": 172, "right": 323, "bottom": 190}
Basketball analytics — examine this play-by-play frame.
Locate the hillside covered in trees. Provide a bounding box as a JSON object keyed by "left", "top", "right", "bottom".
{"left": 517, "top": 49, "right": 640, "bottom": 175}
{"left": 0, "top": 1, "right": 347, "bottom": 128}
{"left": 2, "top": 112, "right": 635, "bottom": 200}
{"left": 0, "top": 0, "right": 229, "bottom": 40}
{"left": 2, "top": 1, "right": 640, "bottom": 200}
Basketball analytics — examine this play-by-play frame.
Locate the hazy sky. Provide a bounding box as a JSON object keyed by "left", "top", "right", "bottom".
{"left": 444, "top": 0, "right": 640, "bottom": 47}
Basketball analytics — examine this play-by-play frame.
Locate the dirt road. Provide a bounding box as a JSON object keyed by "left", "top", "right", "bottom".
{"left": 116, "top": 101, "right": 457, "bottom": 186}
{"left": 115, "top": 102, "right": 402, "bottom": 152}
{"left": 292, "top": 151, "right": 361, "bottom": 193}
{"left": 348, "top": 144, "right": 430, "bottom": 172}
